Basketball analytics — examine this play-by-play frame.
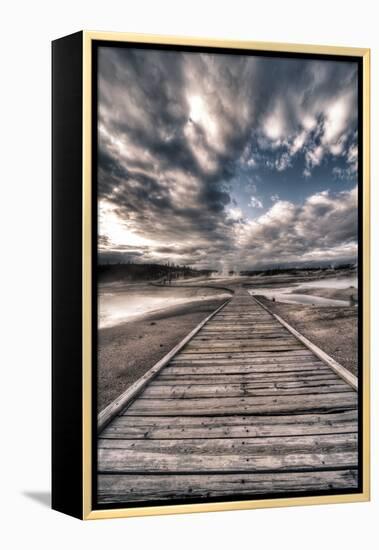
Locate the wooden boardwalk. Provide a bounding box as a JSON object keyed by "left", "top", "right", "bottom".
{"left": 98, "top": 289, "right": 358, "bottom": 504}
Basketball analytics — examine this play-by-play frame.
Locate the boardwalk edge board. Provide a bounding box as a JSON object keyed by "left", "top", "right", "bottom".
{"left": 97, "top": 298, "right": 232, "bottom": 433}
{"left": 251, "top": 296, "right": 358, "bottom": 391}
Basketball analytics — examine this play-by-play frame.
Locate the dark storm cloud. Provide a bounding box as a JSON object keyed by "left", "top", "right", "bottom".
{"left": 98, "top": 46, "right": 358, "bottom": 268}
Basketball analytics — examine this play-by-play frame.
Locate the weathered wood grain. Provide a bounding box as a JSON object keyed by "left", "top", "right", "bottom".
{"left": 157, "top": 367, "right": 341, "bottom": 385}
{"left": 98, "top": 469, "right": 358, "bottom": 503}
{"left": 141, "top": 381, "right": 349, "bottom": 399}
{"left": 201, "top": 327, "right": 284, "bottom": 333}
{"left": 162, "top": 364, "right": 331, "bottom": 377}
{"left": 102, "top": 411, "right": 357, "bottom": 439}
{"left": 98, "top": 433, "right": 358, "bottom": 473}
{"left": 99, "top": 432, "right": 358, "bottom": 452}
{"left": 192, "top": 333, "right": 290, "bottom": 340}
{"left": 176, "top": 350, "right": 315, "bottom": 360}
{"left": 180, "top": 350, "right": 306, "bottom": 357}
{"left": 125, "top": 392, "right": 357, "bottom": 416}
{"left": 170, "top": 355, "right": 319, "bottom": 366}
{"left": 185, "top": 339, "right": 302, "bottom": 349}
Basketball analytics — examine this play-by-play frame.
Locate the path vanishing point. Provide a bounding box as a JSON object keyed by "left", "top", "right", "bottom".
{"left": 97, "top": 287, "right": 358, "bottom": 504}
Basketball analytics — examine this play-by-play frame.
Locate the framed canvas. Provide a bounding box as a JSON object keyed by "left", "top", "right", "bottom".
{"left": 52, "top": 31, "right": 370, "bottom": 520}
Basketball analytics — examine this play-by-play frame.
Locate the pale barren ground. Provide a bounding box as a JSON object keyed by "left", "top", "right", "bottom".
{"left": 259, "top": 297, "right": 358, "bottom": 376}
{"left": 97, "top": 295, "right": 228, "bottom": 412}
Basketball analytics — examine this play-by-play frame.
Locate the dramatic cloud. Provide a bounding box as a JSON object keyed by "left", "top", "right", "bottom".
{"left": 237, "top": 187, "right": 358, "bottom": 267}
{"left": 97, "top": 46, "right": 359, "bottom": 269}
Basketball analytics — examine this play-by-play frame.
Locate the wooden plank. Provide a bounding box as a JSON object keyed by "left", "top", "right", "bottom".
{"left": 98, "top": 433, "right": 358, "bottom": 473}
{"left": 201, "top": 325, "right": 282, "bottom": 330}
{"left": 167, "top": 364, "right": 326, "bottom": 371}
{"left": 199, "top": 326, "right": 286, "bottom": 330}
{"left": 164, "top": 361, "right": 327, "bottom": 370}
{"left": 199, "top": 334, "right": 288, "bottom": 338}
{"left": 212, "top": 312, "right": 271, "bottom": 324}
{"left": 208, "top": 322, "right": 276, "bottom": 325}
{"left": 111, "top": 409, "right": 357, "bottom": 427}
{"left": 179, "top": 345, "right": 305, "bottom": 354}
{"left": 99, "top": 432, "right": 358, "bottom": 452}
{"left": 205, "top": 316, "right": 278, "bottom": 319}
{"left": 180, "top": 354, "right": 314, "bottom": 361}
{"left": 203, "top": 318, "right": 276, "bottom": 322}
{"left": 185, "top": 338, "right": 301, "bottom": 348}
{"left": 202, "top": 324, "right": 277, "bottom": 329}
{"left": 99, "top": 431, "right": 356, "bottom": 450}
{"left": 102, "top": 410, "right": 357, "bottom": 439}
{"left": 142, "top": 382, "right": 349, "bottom": 399}
{"left": 157, "top": 373, "right": 340, "bottom": 384}
{"left": 98, "top": 469, "right": 359, "bottom": 503}
{"left": 170, "top": 355, "right": 318, "bottom": 365}
{"left": 164, "top": 365, "right": 329, "bottom": 376}
{"left": 210, "top": 324, "right": 276, "bottom": 330}
{"left": 218, "top": 313, "right": 265, "bottom": 316}
{"left": 192, "top": 333, "right": 290, "bottom": 340}
{"left": 182, "top": 345, "right": 304, "bottom": 353}
{"left": 181, "top": 347, "right": 305, "bottom": 354}
{"left": 159, "top": 373, "right": 338, "bottom": 384}
{"left": 200, "top": 329, "right": 281, "bottom": 333}
{"left": 125, "top": 392, "right": 357, "bottom": 416}
{"left": 186, "top": 339, "right": 301, "bottom": 346}
{"left": 165, "top": 361, "right": 329, "bottom": 371}
{"left": 170, "top": 356, "right": 320, "bottom": 366}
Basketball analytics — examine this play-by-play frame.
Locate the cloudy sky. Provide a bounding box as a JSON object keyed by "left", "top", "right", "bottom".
{"left": 97, "top": 46, "right": 359, "bottom": 271}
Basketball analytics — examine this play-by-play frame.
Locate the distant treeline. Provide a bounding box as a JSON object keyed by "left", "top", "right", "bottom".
{"left": 240, "top": 263, "right": 356, "bottom": 277}
{"left": 98, "top": 262, "right": 216, "bottom": 283}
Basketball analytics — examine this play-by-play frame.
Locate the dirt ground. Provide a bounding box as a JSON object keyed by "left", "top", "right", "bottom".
{"left": 259, "top": 296, "right": 358, "bottom": 376}
{"left": 97, "top": 298, "right": 227, "bottom": 412}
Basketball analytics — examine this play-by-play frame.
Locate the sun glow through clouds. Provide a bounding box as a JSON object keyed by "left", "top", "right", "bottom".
{"left": 99, "top": 200, "right": 155, "bottom": 249}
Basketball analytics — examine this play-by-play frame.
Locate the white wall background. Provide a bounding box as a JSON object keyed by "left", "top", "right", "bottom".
{"left": 1, "top": 0, "right": 377, "bottom": 548}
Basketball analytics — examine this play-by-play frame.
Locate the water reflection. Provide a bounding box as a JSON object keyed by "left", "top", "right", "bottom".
{"left": 99, "top": 283, "right": 230, "bottom": 328}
